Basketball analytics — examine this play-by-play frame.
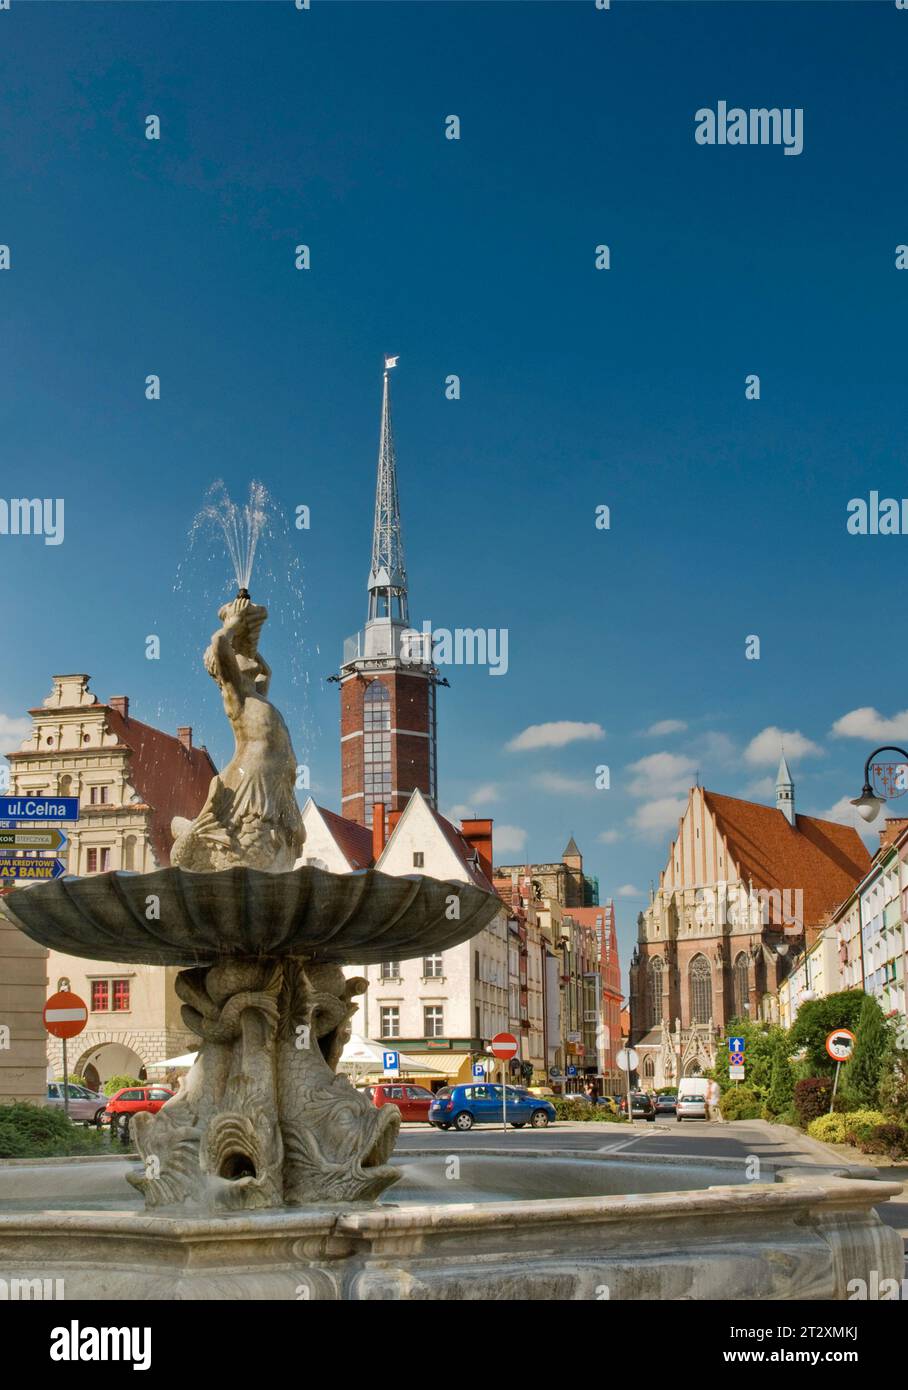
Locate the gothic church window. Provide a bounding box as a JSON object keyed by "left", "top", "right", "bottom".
{"left": 689, "top": 953, "right": 712, "bottom": 1024}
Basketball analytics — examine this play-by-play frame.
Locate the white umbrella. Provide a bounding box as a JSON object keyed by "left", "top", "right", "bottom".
{"left": 339, "top": 1033, "right": 436, "bottom": 1083}
{"left": 148, "top": 1052, "right": 198, "bottom": 1069}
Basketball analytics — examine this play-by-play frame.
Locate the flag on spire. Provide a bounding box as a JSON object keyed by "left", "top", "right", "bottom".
{"left": 384, "top": 354, "right": 399, "bottom": 370}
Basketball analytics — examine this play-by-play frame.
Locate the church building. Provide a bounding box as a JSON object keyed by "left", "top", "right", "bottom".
{"left": 629, "top": 757, "right": 870, "bottom": 1086}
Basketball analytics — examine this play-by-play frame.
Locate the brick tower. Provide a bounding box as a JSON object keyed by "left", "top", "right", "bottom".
{"left": 338, "top": 358, "right": 442, "bottom": 827}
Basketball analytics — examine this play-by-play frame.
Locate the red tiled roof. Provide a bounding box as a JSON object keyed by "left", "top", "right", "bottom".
{"left": 315, "top": 805, "right": 374, "bottom": 870}
{"left": 104, "top": 708, "right": 217, "bottom": 868}
{"left": 702, "top": 790, "right": 870, "bottom": 928}
{"left": 426, "top": 805, "right": 495, "bottom": 892}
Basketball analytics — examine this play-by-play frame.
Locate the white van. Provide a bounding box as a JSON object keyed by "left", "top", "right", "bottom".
{"left": 676, "top": 1077, "right": 708, "bottom": 1121}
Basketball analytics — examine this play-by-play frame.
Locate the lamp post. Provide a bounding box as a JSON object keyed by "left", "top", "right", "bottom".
{"left": 849, "top": 746, "right": 908, "bottom": 823}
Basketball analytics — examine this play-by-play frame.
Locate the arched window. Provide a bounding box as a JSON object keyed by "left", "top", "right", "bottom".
{"left": 643, "top": 1054, "right": 655, "bottom": 1078}
{"left": 363, "top": 682, "right": 391, "bottom": 826}
{"left": 689, "top": 953, "right": 712, "bottom": 1024}
{"left": 733, "top": 952, "right": 750, "bottom": 1019}
{"left": 646, "top": 956, "right": 664, "bottom": 1028}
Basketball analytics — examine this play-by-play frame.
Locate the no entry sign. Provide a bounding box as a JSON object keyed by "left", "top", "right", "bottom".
{"left": 489, "top": 1031, "right": 518, "bottom": 1061}
{"left": 44, "top": 991, "right": 88, "bottom": 1040}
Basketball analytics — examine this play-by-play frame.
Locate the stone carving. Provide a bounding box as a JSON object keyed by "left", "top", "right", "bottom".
{"left": 129, "top": 957, "right": 400, "bottom": 1210}
{"left": 171, "top": 594, "right": 305, "bottom": 873}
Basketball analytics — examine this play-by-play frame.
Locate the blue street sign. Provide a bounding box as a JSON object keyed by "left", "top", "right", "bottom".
{"left": 566, "top": 1065, "right": 577, "bottom": 1077}
{"left": 0, "top": 857, "right": 66, "bottom": 882}
{"left": 728, "top": 1036, "right": 746, "bottom": 1053}
{"left": 382, "top": 1050, "right": 400, "bottom": 1073}
{"left": 472, "top": 1062, "right": 486, "bottom": 1078}
{"left": 0, "top": 796, "right": 80, "bottom": 823}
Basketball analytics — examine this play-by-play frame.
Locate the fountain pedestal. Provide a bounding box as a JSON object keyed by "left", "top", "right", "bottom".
{"left": 129, "top": 958, "right": 400, "bottom": 1209}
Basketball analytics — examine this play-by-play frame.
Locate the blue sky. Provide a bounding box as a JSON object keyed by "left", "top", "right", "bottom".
{"left": 2, "top": 1, "right": 907, "bottom": 987}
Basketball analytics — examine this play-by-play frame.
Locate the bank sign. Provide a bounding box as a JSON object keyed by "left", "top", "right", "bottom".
{"left": 0, "top": 796, "right": 80, "bottom": 822}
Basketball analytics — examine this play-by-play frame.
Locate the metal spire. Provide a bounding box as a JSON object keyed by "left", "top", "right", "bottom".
{"left": 367, "top": 356, "right": 408, "bottom": 626}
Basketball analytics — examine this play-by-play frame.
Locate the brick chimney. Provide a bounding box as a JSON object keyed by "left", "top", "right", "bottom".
{"left": 177, "top": 726, "right": 193, "bottom": 751}
{"left": 878, "top": 817, "right": 908, "bottom": 850}
{"left": 460, "top": 818, "right": 493, "bottom": 884}
{"left": 387, "top": 809, "right": 404, "bottom": 838}
{"left": 109, "top": 696, "right": 129, "bottom": 720}
{"left": 372, "top": 803, "right": 386, "bottom": 861}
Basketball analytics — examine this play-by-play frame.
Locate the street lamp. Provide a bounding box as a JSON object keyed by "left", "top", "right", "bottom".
{"left": 850, "top": 746, "right": 908, "bottom": 823}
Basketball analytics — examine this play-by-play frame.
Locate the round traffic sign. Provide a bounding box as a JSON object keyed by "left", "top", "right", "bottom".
{"left": 825, "top": 1028, "right": 855, "bottom": 1062}
{"left": 616, "top": 1047, "right": 639, "bottom": 1072}
{"left": 489, "top": 1031, "right": 518, "bottom": 1060}
{"left": 43, "top": 990, "right": 88, "bottom": 1040}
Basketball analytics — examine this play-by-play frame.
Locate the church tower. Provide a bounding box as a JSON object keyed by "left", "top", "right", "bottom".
{"left": 776, "top": 752, "right": 795, "bottom": 826}
{"left": 338, "top": 358, "right": 441, "bottom": 827}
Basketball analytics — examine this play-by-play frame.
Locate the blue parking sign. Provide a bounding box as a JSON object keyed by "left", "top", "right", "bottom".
{"left": 382, "top": 1050, "right": 400, "bottom": 1074}
{"left": 472, "top": 1062, "right": 486, "bottom": 1078}
{"left": 566, "top": 1065, "right": 577, "bottom": 1077}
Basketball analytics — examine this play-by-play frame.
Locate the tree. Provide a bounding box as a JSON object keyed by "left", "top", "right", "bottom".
{"left": 711, "top": 1018, "right": 783, "bottom": 1101}
{"left": 878, "top": 1036, "right": 908, "bottom": 1117}
{"left": 767, "top": 1032, "right": 795, "bottom": 1116}
{"left": 787, "top": 989, "right": 866, "bottom": 1075}
{"left": 839, "top": 994, "right": 892, "bottom": 1111}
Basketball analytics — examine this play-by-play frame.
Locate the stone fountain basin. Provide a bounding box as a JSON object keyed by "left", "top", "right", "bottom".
{"left": 0, "top": 1153, "right": 900, "bottom": 1300}
{"left": 0, "top": 864, "right": 502, "bottom": 966}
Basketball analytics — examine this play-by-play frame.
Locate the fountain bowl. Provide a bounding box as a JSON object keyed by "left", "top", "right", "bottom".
{"left": 0, "top": 863, "right": 503, "bottom": 967}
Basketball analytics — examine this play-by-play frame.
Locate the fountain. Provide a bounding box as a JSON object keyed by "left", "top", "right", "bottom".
{"left": 0, "top": 510, "right": 903, "bottom": 1298}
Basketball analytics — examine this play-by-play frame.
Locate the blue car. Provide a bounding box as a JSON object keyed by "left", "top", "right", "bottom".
{"left": 429, "top": 1083, "right": 555, "bottom": 1131}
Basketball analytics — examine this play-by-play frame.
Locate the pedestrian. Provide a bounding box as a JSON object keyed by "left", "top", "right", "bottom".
{"left": 585, "top": 1081, "right": 596, "bottom": 1104}
{"left": 706, "top": 1077, "right": 723, "bottom": 1122}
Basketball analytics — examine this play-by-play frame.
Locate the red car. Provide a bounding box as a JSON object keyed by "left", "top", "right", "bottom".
{"left": 362, "top": 1083, "right": 436, "bottom": 1123}
{"left": 105, "top": 1085, "right": 174, "bottom": 1139}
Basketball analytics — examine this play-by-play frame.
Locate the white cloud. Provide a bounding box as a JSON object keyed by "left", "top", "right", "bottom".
{"left": 446, "top": 784, "right": 499, "bottom": 822}
{"left": 745, "top": 776, "right": 776, "bottom": 799}
{"left": 630, "top": 796, "right": 688, "bottom": 835}
{"left": 506, "top": 721, "right": 604, "bottom": 752}
{"left": 533, "top": 771, "right": 595, "bottom": 797}
{"left": 744, "top": 726, "right": 823, "bottom": 767}
{"left": 626, "top": 751, "right": 696, "bottom": 799}
{"left": 470, "top": 783, "right": 498, "bottom": 805}
{"left": 616, "top": 883, "right": 643, "bottom": 897}
{"left": 598, "top": 829, "right": 621, "bottom": 844}
{"left": 494, "top": 824, "right": 527, "bottom": 853}
{"left": 831, "top": 707, "right": 908, "bottom": 742}
{"left": 0, "top": 713, "right": 30, "bottom": 751}
{"left": 644, "top": 719, "right": 687, "bottom": 737}
{"left": 820, "top": 796, "right": 878, "bottom": 846}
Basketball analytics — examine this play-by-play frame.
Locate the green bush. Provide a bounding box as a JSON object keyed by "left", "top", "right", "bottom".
{"left": 842, "top": 1109, "right": 888, "bottom": 1143}
{"left": 770, "top": 1104, "right": 800, "bottom": 1128}
{"left": 0, "top": 1102, "right": 108, "bottom": 1159}
{"left": 839, "top": 995, "right": 892, "bottom": 1111}
{"left": 102, "top": 1075, "right": 143, "bottom": 1097}
{"left": 719, "top": 1085, "right": 762, "bottom": 1121}
{"left": 878, "top": 1040, "right": 908, "bottom": 1118}
{"left": 550, "top": 1098, "right": 624, "bottom": 1123}
{"left": 807, "top": 1113, "right": 851, "bottom": 1144}
{"left": 788, "top": 990, "right": 867, "bottom": 1076}
{"left": 854, "top": 1123, "right": 908, "bottom": 1160}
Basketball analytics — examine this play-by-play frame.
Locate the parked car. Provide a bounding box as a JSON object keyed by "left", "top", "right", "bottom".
{"left": 595, "top": 1095, "right": 620, "bottom": 1115}
{"left": 361, "top": 1082, "right": 436, "bottom": 1123}
{"left": 429, "top": 1083, "right": 555, "bottom": 1131}
{"left": 675, "top": 1079, "right": 708, "bottom": 1121}
{"left": 46, "top": 1081, "right": 108, "bottom": 1127}
{"left": 618, "top": 1091, "right": 656, "bottom": 1121}
{"left": 654, "top": 1093, "right": 678, "bottom": 1115}
{"left": 105, "top": 1085, "right": 174, "bottom": 1139}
